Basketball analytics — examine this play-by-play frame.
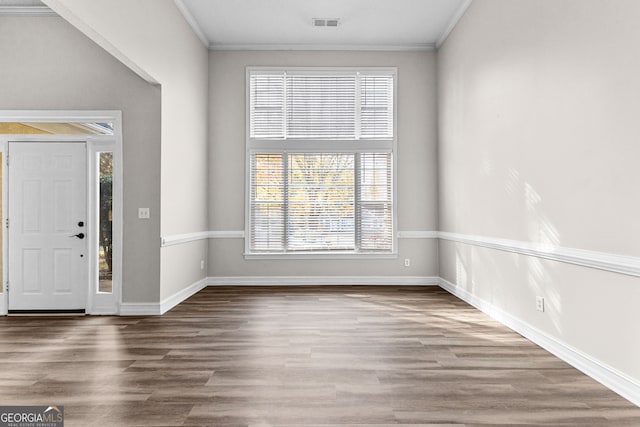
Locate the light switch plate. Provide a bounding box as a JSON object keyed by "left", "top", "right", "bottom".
{"left": 138, "top": 208, "right": 150, "bottom": 219}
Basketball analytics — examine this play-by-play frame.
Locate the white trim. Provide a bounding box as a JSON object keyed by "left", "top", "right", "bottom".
{"left": 1, "top": 145, "right": 5, "bottom": 315}
{"left": 156, "top": 229, "right": 640, "bottom": 277}
{"left": 0, "top": 110, "right": 121, "bottom": 123}
{"left": 438, "top": 278, "right": 640, "bottom": 407}
{"left": 398, "top": 230, "right": 439, "bottom": 239}
{"left": 120, "top": 277, "right": 207, "bottom": 316}
{"left": 208, "top": 276, "right": 439, "bottom": 286}
{"left": 0, "top": 6, "right": 56, "bottom": 16}
{"left": 244, "top": 252, "right": 398, "bottom": 260}
{"left": 161, "top": 231, "right": 211, "bottom": 247}
{"left": 435, "top": 0, "right": 472, "bottom": 49}
{"left": 173, "top": 0, "right": 209, "bottom": 47}
{"left": 0, "top": 110, "right": 123, "bottom": 316}
{"left": 159, "top": 277, "right": 207, "bottom": 314}
{"left": 163, "top": 229, "right": 443, "bottom": 246}
{"left": 210, "top": 43, "right": 435, "bottom": 52}
{"left": 161, "top": 230, "right": 245, "bottom": 246}
{"left": 438, "top": 231, "right": 640, "bottom": 278}
{"left": 245, "top": 67, "right": 398, "bottom": 257}
{"left": 209, "top": 230, "right": 244, "bottom": 239}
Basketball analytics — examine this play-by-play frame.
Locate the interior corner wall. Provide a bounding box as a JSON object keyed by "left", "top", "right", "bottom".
{"left": 0, "top": 15, "right": 162, "bottom": 303}
{"left": 437, "top": 0, "right": 640, "bottom": 384}
{"left": 44, "top": 0, "right": 210, "bottom": 301}
{"left": 208, "top": 50, "right": 439, "bottom": 278}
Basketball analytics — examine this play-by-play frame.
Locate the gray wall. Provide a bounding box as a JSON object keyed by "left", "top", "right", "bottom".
{"left": 208, "top": 50, "right": 438, "bottom": 278}
{"left": 43, "top": 0, "right": 211, "bottom": 302}
{"left": 0, "top": 16, "right": 162, "bottom": 302}
{"left": 438, "top": 0, "right": 640, "bottom": 382}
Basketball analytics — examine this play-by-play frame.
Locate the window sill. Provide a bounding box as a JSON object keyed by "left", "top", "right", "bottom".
{"left": 244, "top": 252, "right": 398, "bottom": 260}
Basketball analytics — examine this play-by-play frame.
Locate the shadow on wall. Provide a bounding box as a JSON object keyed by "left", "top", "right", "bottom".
{"left": 455, "top": 165, "right": 565, "bottom": 337}
{"left": 454, "top": 243, "right": 565, "bottom": 339}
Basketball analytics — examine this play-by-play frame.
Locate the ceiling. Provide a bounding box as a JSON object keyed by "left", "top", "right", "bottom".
{"left": 179, "top": 0, "right": 472, "bottom": 50}
{"left": 0, "top": 0, "right": 471, "bottom": 51}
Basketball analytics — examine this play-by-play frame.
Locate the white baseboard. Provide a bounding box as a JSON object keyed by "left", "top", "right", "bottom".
{"left": 117, "top": 276, "right": 437, "bottom": 315}
{"left": 207, "top": 276, "right": 440, "bottom": 286}
{"left": 159, "top": 277, "right": 208, "bottom": 314}
{"left": 438, "top": 278, "right": 640, "bottom": 407}
{"left": 120, "top": 277, "right": 207, "bottom": 316}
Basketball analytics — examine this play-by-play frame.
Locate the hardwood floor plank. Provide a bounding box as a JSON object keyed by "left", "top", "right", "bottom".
{"left": 0, "top": 286, "right": 638, "bottom": 426}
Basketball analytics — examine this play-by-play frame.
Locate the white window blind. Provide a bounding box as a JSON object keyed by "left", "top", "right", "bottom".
{"left": 247, "top": 67, "right": 396, "bottom": 255}
{"left": 357, "top": 153, "right": 393, "bottom": 250}
{"left": 250, "top": 153, "right": 284, "bottom": 251}
{"left": 250, "top": 152, "right": 392, "bottom": 253}
{"left": 249, "top": 71, "right": 394, "bottom": 140}
{"left": 288, "top": 153, "right": 355, "bottom": 250}
{"left": 360, "top": 76, "right": 394, "bottom": 138}
{"left": 249, "top": 75, "right": 285, "bottom": 138}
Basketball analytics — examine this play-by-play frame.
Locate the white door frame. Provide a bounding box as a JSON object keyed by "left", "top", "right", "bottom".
{"left": 0, "top": 110, "right": 123, "bottom": 315}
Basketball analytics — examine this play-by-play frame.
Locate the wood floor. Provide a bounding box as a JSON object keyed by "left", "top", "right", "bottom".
{"left": 0, "top": 286, "right": 638, "bottom": 426}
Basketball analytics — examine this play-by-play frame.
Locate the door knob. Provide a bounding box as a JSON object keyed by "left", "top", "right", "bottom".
{"left": 70, "top": 233, "right": 85, "bottom": 239}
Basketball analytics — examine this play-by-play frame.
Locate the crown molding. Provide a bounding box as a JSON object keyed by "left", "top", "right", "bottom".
{"left": 435, "top": 0, "right": 472, "bottom": 49}
{"left": 173, "top": 0, "right": 209, "bottom": 47}
{"left": 0, "top": 5, "right": 56, "bottom": 16}
{"left": 209, "top": 43, "right": 436, "bottom": 52}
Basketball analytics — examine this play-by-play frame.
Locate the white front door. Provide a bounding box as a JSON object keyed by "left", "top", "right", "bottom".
{"left": 8, "top": 142, "right": 88, "bottom": 312}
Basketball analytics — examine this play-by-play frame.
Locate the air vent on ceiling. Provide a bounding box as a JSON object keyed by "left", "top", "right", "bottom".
{"left": 313, "top": 18, "right": 339, "bottom": 28}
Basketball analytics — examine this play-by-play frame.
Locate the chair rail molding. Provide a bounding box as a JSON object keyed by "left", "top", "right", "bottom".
{"left": 438, "top": 231, "right": 640, "bottom": 278}
{"left": 161, "top": 230, "right": 245, "bottom": 247}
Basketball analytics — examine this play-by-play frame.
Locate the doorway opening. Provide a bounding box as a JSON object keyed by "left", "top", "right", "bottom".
{"left": 0, "top": 111, "right": 122, "bottom": 315}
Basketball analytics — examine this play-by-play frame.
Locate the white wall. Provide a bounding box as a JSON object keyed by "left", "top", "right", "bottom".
{"left": 208, "top": 50, "right": 439, "bottom": 278}
{"left": 0, "top": 16, "right": 162, "bottom": 302}
{"left": 438, "top": 0, "right": 640, "bottom": 387}
{"left": 44, "top": 0, "right": 210, "bottom": 300}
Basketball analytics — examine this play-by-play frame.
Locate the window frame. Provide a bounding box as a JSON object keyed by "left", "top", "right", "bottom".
{"left": 245, "top": 67, "right": 398, "bottom": 259}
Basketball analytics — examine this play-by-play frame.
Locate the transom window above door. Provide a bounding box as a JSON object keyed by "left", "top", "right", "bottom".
{"left": 246, "top": 67, "right": 397, "bottom": 258}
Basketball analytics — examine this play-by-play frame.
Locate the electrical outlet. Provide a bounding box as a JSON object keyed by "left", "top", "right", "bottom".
{"left": 404, "top": 258, "right": 411, "bottom": 267}
{"left": 200, "top": 260, "right": 205, "bottom": 270}
{"left": 536, "top": 296, "right": 545, "bottom": 312}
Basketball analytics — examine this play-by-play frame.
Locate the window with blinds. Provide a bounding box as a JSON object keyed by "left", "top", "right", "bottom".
{"left": 247, "top": 68, "right": 396, "bottom": 255}
{"left": 250, "top": 71, "right": 394, "bottom": 140}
